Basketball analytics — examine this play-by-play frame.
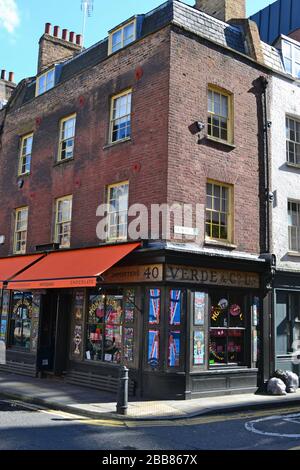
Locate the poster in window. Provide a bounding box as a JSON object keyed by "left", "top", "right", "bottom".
{"left": 105, "top": 296, "right": 122, "bottom": 324}
{"left": 30, "top": 322, "right": 39, "bottom": 352}
{"left": 2, "top": 290, "right": 10, "bottom": 316}
{"left": 124, "top": 327, "right": 134, "bottom": 362}
{"left": 194, "top": 292, "right": 205, "bottom": 326}
{"left": 0, "top": 319, "right": 7, "bottom": 342}
{"left": 148, "top": 330, "right": 159, "bottom": 367}
{"left": 168, "top": 331, "right": 180, "bottom": 367}
{"left": 73, "top": 324, "right": 82, "bottom": 356}
{"left": 124, "top": 291, "right": 135, "bottom": 323}
{"left": 88, "top": 295, "right": 105, "bottom": 323}
{"left": 149, "top": 289, "right": 160, "bottom": 325}
{"left": 74, "top": 290, "right": 84, "bottom": 321}
{"left": 252, "top": 297, "right": 260, "bottom": 326}
{"left": 193, "top": 330, "right": 205, "bottom": 365}
{"left": 32, "top": 294, "right": 41, "bottom": 318}
{"left": 104, "top": 324, "right": 122, "bottom": 363}
{"left": 169, "top": 290, "right": 181, "bottom": 325}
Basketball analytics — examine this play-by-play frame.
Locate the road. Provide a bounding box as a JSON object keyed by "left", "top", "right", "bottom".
{"left": 1, "top": 398, "right": 300, "bottom": 451}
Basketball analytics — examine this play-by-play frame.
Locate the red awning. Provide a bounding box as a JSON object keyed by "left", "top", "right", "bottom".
{"left": 0, "top": 254, "right": 45, "bottom": 288}
{"left": 7, "top": 243, "right": 141, "bottom": 290}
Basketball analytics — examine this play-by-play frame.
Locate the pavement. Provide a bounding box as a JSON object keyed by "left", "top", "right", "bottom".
{"left": 1, "top": 372, "right": 300, "bottom": 421}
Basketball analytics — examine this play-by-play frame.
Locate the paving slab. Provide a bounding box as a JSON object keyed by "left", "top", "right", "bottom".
{"left": 0, "top": 372, "right": 300, "bottom": 421}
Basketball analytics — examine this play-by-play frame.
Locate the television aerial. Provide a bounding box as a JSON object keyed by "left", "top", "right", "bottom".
{"left": 81, "top": 0, "right": 94, "bottom": 47}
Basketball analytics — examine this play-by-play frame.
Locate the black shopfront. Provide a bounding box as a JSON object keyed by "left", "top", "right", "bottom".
{"left": 0, "top": 247, "right": 268, "bottom": 400}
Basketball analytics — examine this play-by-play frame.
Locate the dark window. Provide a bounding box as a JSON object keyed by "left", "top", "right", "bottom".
{"left": 9, "top": 292, "right": 33, "bottom": 350}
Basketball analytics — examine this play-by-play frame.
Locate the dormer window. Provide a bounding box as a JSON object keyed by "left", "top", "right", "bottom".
{"left": 36, "top": 68, "right": 55, "bottom": 96}
{"left": 282, "top": 39, "right": 300, "bottom": 78}
{"left": 109, "top": 20, "right": 136, "bottom": 55}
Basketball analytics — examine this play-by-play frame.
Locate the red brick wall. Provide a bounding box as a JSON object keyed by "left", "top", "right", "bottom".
{"left": 0, "top": 27, "right": 171, "bottom": 256}
{"left": 167, "top": 28, "right": 265, "bottom": 254}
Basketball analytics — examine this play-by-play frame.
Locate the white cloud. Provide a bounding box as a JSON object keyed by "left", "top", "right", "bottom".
{"left": 0, "top": 0, "right": 20, "bottom": 34}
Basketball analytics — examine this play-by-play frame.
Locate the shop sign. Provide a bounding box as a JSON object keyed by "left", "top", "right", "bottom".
{"left": 166, "top": 265, "right": 260, "bottom": 289}
{"left": 104, "top": 265, "right": 163, "bottom": 284}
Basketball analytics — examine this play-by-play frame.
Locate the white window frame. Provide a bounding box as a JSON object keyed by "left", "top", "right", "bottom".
{"left": 109, "top": 89, "right": 132, "bottom": 144}
{"left": 282, "top": 38, "right": 300, "bottom": 78}
{"left": 286, "top": 116, "right": 300, "bottom": 166}
{"left": 107, "top": 182, "right": 129, "bottom": 241}
{"left": 55, "top": 196, "right": 73, "bottom": 248}
{"left": 36, "top": 68, "right": 55, "bottom": 96}
{"left": 288, "top": 199, "right": 300, "bottom": 253}
{"left": 14, "top": 207, "right": 28, "bottom": 254}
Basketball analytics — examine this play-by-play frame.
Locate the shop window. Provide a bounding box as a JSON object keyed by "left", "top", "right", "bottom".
{"left": 58, "top": 114, "right": 76, "bottom": 162}
{"left": 107, "top": 182, "right": 129, "bottom": 241}
{"left": 109, "top": 20, "right": 136, "bottom": 55}
{"left": 147, "top": 288, "right": 161, "bottom": 368}
{"left": 9, "top": 292, "right": 33, "bottom": 350}
{"left": 18, "top": 133, "right": 33, "bottom": 176}
{"left": 36, "top": 68, "right": 55, "bottom": 96}
{"left": 54, "top": 195, "right": 73, "bottom": 248}
{"left": 286, "top": 117, "right": 300, "bottom": 166}
{"left": 85, "top": 289, "right": 136, "bottom": 365}
{"left": 0, "top": 290, "right": 10, "bottom": 346}
{"left": 276, "top": 291, "right": 300, "bottom": 355}
{"left": 110, "top": 90, "right": 132, "bottom": 143}
{"left": 168, "top": 289, "right": 182, "bottom": 368}
{"left": 192, "top": 292, "right": 207, "bottom": 367}
{"left": 288, "top": 200, "right": 300, "bottom": 252}
{"left": 209, "top": 293, "right": 246, "bottom": 366}
{"left": 208, "top": 86, "right": 233, "bottom": 144}
{"left": 14, "top": 207, "right": 28, "bottom": 254}
{"left": 206, "top": 181, "right": 233, "bottom": 243}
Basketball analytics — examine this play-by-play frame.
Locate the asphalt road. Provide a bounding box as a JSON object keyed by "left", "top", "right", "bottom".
{"left": 1, "top": 398, "right": 300, "bottom": 451}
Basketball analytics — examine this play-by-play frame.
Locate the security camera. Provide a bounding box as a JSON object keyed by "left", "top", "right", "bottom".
{"left": 196, "top": 121, "right": 205, "bottom": 132}
{"left": 268, "top": 192, "right": 274, "bottom": 202}
{"left": 267, "top": 121, "right": 272, "bottom": 128}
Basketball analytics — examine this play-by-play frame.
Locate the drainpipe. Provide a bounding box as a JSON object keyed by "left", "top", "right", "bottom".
{"left": 259, "top": 75, "right": 276, "bottom": 385}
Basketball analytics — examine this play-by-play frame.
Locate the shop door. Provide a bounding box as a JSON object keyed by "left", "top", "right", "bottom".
{"left": 38, "top": 292, "right": 71, "bottom": 375}
{"left": 38, "top": 292, "right": 58, "bottom": 372}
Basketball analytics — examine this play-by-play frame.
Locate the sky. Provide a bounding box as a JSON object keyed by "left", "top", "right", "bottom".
{"left": 0, "top": 0, "right": 274, "bottom": 83}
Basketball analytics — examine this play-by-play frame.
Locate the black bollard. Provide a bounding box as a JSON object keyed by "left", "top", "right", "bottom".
{"left": 116, "top": 365, "right": 129, "bottom": 415}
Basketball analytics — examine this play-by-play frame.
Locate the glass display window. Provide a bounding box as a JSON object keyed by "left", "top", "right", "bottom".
{"left": 84, "top": 289, "right": 137, "bottom": 366}
{"left": 9, "top": 292, "right": 33, "bottom": 350}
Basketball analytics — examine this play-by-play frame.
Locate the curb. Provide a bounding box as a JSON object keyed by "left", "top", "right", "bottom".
{"left": 2, "top": 389, "right": 300, "bottom": 422}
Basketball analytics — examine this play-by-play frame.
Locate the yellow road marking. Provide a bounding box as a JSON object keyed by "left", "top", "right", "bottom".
{"left": 14, "top": 402, "right": 300, "bottom": 429}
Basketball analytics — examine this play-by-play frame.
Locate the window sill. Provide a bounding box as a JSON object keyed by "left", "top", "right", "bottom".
{"left": 204, "top": 238, "right": 237, "bottom": 250}
{"left": 53, "top": 157, "right": 74, "bottom": 167}
{"left": 286, "top": 162, "right": 300, "bottom": 170}
{"left": 287, "top": 251, "right": 300, "bottom": 257}
{"left": 103, "top": 137, "right": 131, "bottom": 150}
{"left": 206, "top": 135, "right": 236, "bottom": 149}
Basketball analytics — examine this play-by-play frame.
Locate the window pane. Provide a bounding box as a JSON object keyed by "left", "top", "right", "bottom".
{"left": 193, "top": 330, "right": 205, "bottom": 365}
{"left": 149, "top": 289, "right": 160, "bottom": 324}
{"left": 168, "top": 331, "right": 180, "bottom": 367}
{"left": 169, "top": 290, "right": 181, "bottom": 325}
{"left": 124, "top": 23, "right": 135, "bottom": 46}
{"left": 148, "top": 330, "right": 159, "bottom": 367}
{"left": 210, "top": 329, "right": 227, "bottom": 364}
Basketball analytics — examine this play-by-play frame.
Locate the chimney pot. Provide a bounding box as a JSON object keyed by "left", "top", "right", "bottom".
{"left": 69, "top": 31, "right": 75, "bottom": 43}
{"left": 76, "top": 34, "right": 83, "bottom": 46}
{"left": 62, "top": 28, "right": 68, "bottom": 40}
{"left": 45, "top": 22, "right": 51, "bottom": 34}
{"left": 1, "top": 70, "right": 6, "bottom": 80}
{"left": 8, "top": 72, "right": 14, "bottom": 82}
{"left": 53, "top": 25, "right": 60, "bottom": 38}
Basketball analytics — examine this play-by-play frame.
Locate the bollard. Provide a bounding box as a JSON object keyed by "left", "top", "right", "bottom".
{"left": 116, "top": 365, "right": 129, "bottom": 415}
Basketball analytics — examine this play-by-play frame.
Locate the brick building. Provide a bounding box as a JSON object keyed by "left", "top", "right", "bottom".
{"left": 0, "top": 0, "right": 284, "bottom": 399}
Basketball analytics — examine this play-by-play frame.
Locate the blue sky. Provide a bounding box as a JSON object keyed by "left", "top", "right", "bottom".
{"left": 0, "top": 0, "right": 274, "bottom": 83}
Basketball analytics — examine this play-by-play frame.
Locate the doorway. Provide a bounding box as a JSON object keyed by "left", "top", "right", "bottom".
{"left": 38, "top": 291, "right": 71, "bottom": 376}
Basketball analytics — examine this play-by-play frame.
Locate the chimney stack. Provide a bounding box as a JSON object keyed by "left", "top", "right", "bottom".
{"left": 0, "top": 69, "right": 16, "bottom": 106}
{"left": 195, "top": 0, "right": 245, "bottom": 23}
{"left": 38, "top": 23, "right": 82, "bottom": 73}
